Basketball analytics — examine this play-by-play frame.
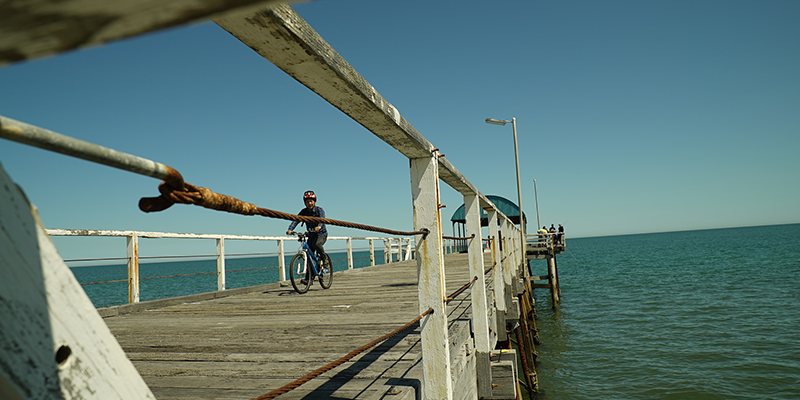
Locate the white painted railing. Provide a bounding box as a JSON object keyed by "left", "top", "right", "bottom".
{"left": 46, "top": 229, "right": 413, "bottom": 304}
{"left": 527, "top": 233, "right": 567, "bottom": 248}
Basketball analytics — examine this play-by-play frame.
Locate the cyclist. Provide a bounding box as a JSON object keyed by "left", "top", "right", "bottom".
{"left": 286, "top": 191, "right": 329, "bottom": 278}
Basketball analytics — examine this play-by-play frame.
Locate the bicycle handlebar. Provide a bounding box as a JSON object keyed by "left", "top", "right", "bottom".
{"left": 289, "top": 231, "right": 307, "bottom": 242}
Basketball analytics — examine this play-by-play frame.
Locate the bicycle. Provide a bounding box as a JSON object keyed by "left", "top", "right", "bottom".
{"left": 288, "top": 232, "right": 333, "bottom": 294}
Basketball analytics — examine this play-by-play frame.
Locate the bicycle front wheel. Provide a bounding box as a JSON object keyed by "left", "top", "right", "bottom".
{"left": 289, "top": 252, "right": 311, "bottom": 294}
{"left": 318, "top": 254, "right": 333, "bottom": 289}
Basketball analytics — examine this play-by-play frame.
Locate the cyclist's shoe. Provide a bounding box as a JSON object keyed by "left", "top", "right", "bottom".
{"left": 300, "top": 279, "right": 308, "bottom": 285}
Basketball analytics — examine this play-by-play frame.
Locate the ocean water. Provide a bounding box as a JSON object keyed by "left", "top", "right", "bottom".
{"left": 70, "top": 249, "right": 387, "bottom": 308}
{"left": 532, "top": 223, "right": 800, "bottom": 400}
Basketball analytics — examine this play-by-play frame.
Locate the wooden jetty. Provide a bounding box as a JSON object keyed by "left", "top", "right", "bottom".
{"left": 1, "top": 2, "right": 566, "bottom": 399}
{"left": 100, "top": 253, "right": 495, "bottom": 400}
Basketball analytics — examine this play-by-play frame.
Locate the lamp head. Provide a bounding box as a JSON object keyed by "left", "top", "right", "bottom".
{"left": 485, "top": 118, "right": 509, "bottom": 126}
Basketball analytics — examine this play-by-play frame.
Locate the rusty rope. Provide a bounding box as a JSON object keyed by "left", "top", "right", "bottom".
{"left": 253, "top": 308, "right": 434, "bottom": 400}
{"left": 445, "top": 276, "right": 478, "bottom": 303}
{"left": 139, "top": 181, "right": 427, "bottom": 237}
{"left": 80, "top": 279, "right": 127, "bottom": 286}
{"left": 140, "top": 271, "right": 216, "bottom": 280}
{"left": 254, "top": 259, "right": 488, "bottom": 399}
{"left": 442, "top": 234, "right": 475, "bottom": 240}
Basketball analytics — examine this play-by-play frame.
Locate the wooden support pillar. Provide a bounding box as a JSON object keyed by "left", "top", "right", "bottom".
{"left": 278, "top": 239, "right": 286, "bottom": 281}
{"left": 546, "top": 254, "right": 560, "bottom": 309}
{"left": 487, "top": 209, "right": 507, "bottom": 343}
{"left": 126, "top": 233, "right": 139, "bottom": 304}
{"left": 410, "top": 153, "right": 452, "bottom": 399}
{"left": 465, "top": 194, "right": 493, "bottom": 397}
{"left": 216, "top": 237, "right": 226, "bottom": 291}
{"left": 369, "top": 238, "right": 375, "bottom": 266}
{"left": 347, "top": 237, "right": 353, "bottom": 269}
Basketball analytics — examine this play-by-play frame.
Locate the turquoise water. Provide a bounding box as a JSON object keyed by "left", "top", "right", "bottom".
{"left": 71, "top": 249, "right": 386, "bottom": 308}
{"left": 532, "top": 223, "right": 800, "bottom": 399}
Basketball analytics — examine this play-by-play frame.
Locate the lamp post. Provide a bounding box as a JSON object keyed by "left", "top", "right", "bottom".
{"left": 485, "top": 117, "right": 526, "bottom": 267}
{"left": 533, "top": 178, "right": 540, "bottom": 230}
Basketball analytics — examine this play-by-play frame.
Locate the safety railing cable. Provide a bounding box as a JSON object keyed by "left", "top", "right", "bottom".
{"left": 442, "top": 234, "right": 475, "bottom": 240}
{"left": 445, "top": 276, "right": 478, "bottom": 303}
{"left": 256, "top": 268, "right": 481, "bottom": 399}
{"left": 0, "top": 116, "right": 427, "bottom": 238}
{"left": 253, "top": 308, "right": 434, "bottom": 400}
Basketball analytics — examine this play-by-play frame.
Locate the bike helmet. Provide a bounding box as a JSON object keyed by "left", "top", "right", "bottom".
{"left": 303, "top": 190, "right": 316, "bottom": 201}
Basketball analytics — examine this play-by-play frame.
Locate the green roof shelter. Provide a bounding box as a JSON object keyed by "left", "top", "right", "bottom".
{"left": 450, "top": 195, "right": 527, "bottom": 227}
{"left": 449, "top": 195, "right": 527, "bottom": 252}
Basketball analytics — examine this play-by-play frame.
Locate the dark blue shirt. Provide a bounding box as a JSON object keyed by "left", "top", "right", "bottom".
{"left": 287, "top": 206, "right": 327, "bottom": 237}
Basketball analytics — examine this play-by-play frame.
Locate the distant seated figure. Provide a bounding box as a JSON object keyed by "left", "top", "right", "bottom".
{"left": 538, "top": 226, "right": 548, "bottom": 243}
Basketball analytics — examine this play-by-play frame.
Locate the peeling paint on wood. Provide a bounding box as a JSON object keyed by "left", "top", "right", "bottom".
{"left": 0, "top": 164, "right": 155, "bottom": 399}
{"left": 0, "top": 0, "right": 290, "bottom": 66}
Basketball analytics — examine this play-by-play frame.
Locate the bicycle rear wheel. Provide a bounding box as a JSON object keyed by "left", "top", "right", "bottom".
{"left": 318, "top": 254, "right": 333, "bottom": 289}
{"left": 289, "top": 252, "right": 311, "bottom": 294}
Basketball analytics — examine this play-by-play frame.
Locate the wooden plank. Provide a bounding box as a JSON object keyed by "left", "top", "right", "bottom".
{"left": 0, "top": 0, "right": 288, "bottom": 66}
{"left": 532, "top": 283, "right": 551, "bottom": 289}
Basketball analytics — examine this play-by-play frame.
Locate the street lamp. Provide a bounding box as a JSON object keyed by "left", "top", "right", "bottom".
{"left": 485, "top": 117, "right": 526, "bottom": 267}
{"left": 533, "top": 178, "right": 540, "bottom": 230}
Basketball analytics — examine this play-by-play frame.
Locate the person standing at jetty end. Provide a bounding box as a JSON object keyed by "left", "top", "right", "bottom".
{"left": 538, "top": 226, "right": 549, "bottom": 243}
{"left": 557, "top": 224, "right": 564, "bottom": 245}
{"left": 286, "top": 190, "right": 329, "bottom": 273}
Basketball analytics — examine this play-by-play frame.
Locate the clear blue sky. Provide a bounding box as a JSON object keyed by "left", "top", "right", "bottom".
{"left": 1, "top": 0, "right": 799, "bottom": 261}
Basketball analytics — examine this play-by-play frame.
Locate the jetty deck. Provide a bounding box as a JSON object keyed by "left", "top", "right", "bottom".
{"left": 102, "top": 253, "right": 491, "bottom": 400}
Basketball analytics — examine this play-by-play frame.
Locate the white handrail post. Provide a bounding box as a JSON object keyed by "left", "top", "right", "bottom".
{"left": 216, "top": 237, "right": 225, "bottom": 291}
{"left": 466, "top": 194, "right": 493, "bottom": 397}
{"left": 487, "top": 209, "right": 507, "bottom": 312}
{"left": 278, "top": 239, "right": 285, "bottom": 281}
{"left": 369, "top": 238, "right": 375, "bottom": 266}
{"left": 511, "top": 226, "right": 519, "bottom": 279}
{"left": 410, "top": 152, "right": 452, "bottom": 399}
{"left": 347, "top": 237, "right": 353, "bottom": 270}
{"left": 384, "top": 239, "right": 389, "bottom": 264}
{"left": 126, "top": 233, "right": 140, "bottom": 303}
{"left": 506, "top": 221, "right": 515, "bottom": 292}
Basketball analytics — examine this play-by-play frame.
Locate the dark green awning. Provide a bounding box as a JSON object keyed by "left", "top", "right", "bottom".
{"left": 450, "top": 195, "right": 526, "bottom": 226}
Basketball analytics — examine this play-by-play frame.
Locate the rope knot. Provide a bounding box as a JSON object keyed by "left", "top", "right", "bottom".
{"left": 140, "top": 181, "right": 259, "bottom": 215}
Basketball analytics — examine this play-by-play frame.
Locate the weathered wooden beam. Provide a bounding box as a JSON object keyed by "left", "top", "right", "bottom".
{"left": 0, "top": 163, "right": 155, "bottom": 399}
{"left": 213, "top": 6, "right": 499, "bottom": 210}
{"left": 0, "top": 0, "right": 289, "bottom": 66}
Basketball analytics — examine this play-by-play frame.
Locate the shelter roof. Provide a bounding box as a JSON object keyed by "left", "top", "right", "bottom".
{"left": 450, "top": 195, "right": 526, "bottom": 226}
